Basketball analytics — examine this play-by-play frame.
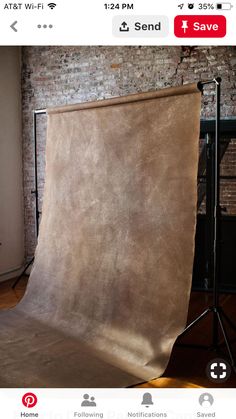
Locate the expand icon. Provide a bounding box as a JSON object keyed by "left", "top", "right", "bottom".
{"left": 206, "top": 358, "right": 231, "bottom": 383}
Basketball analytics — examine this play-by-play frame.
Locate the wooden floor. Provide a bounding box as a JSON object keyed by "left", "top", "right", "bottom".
{"left": 1, "top": 277, "right": 236, "bottom": 388}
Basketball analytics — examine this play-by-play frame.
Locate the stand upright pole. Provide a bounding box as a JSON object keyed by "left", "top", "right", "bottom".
{"left": 12, "top": 109, "right": 46, "bottom": 289}
{"left": 212, "top": 77, "right": 221, "bottom": 348}
{"left": 33, "top": 111, "right": 40, "bottom": 237}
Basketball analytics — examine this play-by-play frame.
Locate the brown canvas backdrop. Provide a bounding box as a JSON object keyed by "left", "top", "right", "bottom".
{"left": 0, "top": 84, "right": 201, "bottom": 387}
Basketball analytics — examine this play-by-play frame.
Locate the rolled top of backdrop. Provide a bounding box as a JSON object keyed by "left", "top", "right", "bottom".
{"left": 46, "top": 82, "right": 201, "bottom": 114}
{"left": 0, "top": 83, "right": 201, "bottom": 387}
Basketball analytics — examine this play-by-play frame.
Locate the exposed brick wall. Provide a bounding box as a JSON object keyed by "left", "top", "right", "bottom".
{"left": 221, "top": 140, "right": 236, "bottom": 214}
{"left": 21, "top": 46, "right": 236, "bottom": 259}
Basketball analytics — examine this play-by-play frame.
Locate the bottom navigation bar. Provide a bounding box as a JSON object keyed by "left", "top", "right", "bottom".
{"left": 0, "top": 389, "right": 234, "bottom": 419}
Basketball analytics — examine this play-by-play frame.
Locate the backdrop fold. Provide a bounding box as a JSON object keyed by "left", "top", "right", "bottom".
{"left": 0, "top": 83, "right": 201, "bottom": 387}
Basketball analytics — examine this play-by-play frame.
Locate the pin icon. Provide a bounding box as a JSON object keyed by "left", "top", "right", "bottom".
{"left": 22, "top": 393, "right": 38, "bottom": 408}
{"left": 181, "top": 20, "right": 189, "bottom": 33}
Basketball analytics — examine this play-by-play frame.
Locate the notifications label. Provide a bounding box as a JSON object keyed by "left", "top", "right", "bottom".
{"left": 174, "top": 15, "right": 226, "bottom": 37}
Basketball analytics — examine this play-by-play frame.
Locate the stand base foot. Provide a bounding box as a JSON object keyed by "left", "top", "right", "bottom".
{"left": 178, "top": 305, "right": 236, "bottom": 372}
{"left": 12, "top": 257, "right": 34, "bottom": 289}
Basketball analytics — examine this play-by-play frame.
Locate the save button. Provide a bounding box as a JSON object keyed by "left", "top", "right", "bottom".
{"left": 174, "top": 15, "right": 226, "bottom": 38}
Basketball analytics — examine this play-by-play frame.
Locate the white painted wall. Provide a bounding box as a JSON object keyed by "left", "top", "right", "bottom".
{"left": 0, "top": 47, "right": 24, "bottom": 281}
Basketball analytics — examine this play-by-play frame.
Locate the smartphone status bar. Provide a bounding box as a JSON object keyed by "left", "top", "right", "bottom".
{"left": 0, "top": 0, "right": 235, "bottom": 46}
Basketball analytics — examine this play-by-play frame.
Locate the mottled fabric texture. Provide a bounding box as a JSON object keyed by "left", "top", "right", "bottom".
{"left": 0, "top": 84, "right": 201, "bottom": 387}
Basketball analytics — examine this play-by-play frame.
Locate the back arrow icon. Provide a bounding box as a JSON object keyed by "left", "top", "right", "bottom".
{"left": 10, "top": 21, "right": 18, "bottom": 32}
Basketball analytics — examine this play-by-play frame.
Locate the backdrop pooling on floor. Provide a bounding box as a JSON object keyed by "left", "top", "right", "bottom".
{"left": 0, "top": 83, "right": 201, "bottom": 387}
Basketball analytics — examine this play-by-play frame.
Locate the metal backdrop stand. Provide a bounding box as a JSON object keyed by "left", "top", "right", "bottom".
{"left": 12, "top": 109, "right": 46, "bottom": 289}
{"left": 179, "top": 77, "right": 236, "bottom": 371}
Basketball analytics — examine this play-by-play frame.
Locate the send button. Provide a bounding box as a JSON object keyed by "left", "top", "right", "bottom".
{"left": 113, "top": 16, "right": 169, "bottom": 37}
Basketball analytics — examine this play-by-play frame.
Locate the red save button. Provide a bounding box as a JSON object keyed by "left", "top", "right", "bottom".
{"left": 174, "top": 15, "right": 226, "bottom": 38}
